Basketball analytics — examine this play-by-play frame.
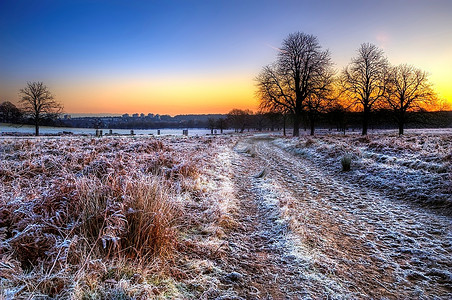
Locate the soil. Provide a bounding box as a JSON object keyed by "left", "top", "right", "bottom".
{"left": 203, "top": 135, "right": 452, "bottom": 299}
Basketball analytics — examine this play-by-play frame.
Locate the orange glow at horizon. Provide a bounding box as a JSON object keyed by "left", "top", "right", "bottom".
{"left": 48, "top": 77, "right": 452, "bottom": 114}
{"left": 387, "top": 45, "right": 452, "bottom": 109}
{"left": 54, "top": 75, "right": 259, "bottom": 115}
{"left": 3, "top": 68, "right": 451, "bottom": 114}
{"left": 429, "top": 75, "right": 452, "bottom": 109}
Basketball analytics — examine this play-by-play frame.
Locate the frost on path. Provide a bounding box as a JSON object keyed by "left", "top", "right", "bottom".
{"left": 212, "top": 139, "right": 355, "bottom": 299}
{"left": 233, "top": 136, "right": 451, "bottom": 299}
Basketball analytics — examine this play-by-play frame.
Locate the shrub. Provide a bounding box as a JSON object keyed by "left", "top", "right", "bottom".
{"left": 305, "top": 138, "right": 315, "bottom": 147}
{"left": 341, "top": 154, "right": 352, "bottom": 171}
{"left": 74, "top": 175, "right": 181, "bottom": 261}
{"left": 121, "top": 177, "right": 180, "bottom": 260}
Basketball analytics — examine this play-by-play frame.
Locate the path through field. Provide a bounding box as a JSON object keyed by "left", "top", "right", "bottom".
{"left": 218, "top": 136, "right": 451, "bottom": 299}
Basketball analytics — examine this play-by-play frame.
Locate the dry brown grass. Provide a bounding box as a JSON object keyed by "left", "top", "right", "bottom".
{"left": 0, "top": 136, "right": 235, "bottom": 298}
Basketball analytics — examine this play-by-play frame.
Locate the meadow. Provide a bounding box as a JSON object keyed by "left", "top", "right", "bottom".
{"left": 0, "top": 130, "right": 451, "bottom": 299}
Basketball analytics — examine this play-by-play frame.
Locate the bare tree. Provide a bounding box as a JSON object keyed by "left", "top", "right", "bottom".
{"left": 207, "top": 117, "right": 216, "bottom": 134}
{"left": 258, "top": 94, "right": 290, "bottom": 136}
{"left": 386, "top": 64, "right": 437, "bottom": 135}
{"left": 19, "top": 82, "right": 63, "bottom": 136}
{"left": 227, "top": 109, "right": 252, "bottom": 133}
{"left": 341, "top": 43, "right": 389, "bottom": 135}
{"left": 216, "top": 117, "right": 226, "bottom": 134}
{"left": 305, "top": 70, "right": 336, "bottom": 135}
{"left": 256, "top": 32, "right": 334, "bottom": 136}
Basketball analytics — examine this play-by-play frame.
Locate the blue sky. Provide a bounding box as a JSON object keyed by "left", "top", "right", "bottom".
{"left": 1, "top": 0, "right": 451, "bottom": 114}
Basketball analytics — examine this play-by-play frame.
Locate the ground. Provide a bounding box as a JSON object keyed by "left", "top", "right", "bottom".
{"left": 0, "top": 130, "right": 451, "bottom": 299}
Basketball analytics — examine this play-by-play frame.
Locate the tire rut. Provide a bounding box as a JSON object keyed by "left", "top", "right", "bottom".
{"left": 252, "top": 138, "right": 452, "bottom": 299}
{"left": 209, "top": 139, "right": 313, "bottom": 299}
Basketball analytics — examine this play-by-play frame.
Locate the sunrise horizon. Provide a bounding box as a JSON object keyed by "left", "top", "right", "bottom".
{"left": 1, "top": 0, "right": 452, "bottom": 115}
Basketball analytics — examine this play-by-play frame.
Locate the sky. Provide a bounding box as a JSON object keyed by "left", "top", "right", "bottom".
{"left": 1, "top": 0, "right": 451, "bottom": 115}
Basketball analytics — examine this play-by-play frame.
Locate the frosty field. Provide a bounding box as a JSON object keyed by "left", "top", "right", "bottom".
{"left": 0, "top": 130, "right": 451, "bottom": 299}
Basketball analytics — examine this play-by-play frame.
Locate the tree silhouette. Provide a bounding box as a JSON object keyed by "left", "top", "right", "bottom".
{"left": 0, "top": 101, "right": 22, "bottom": 123}
{"left": 305, "top": 76, "right": 335, "bottom": 135}
{"left": 208, "top": 117, "right": 216, "bottom": 134}
{"left": 386, "top": 64, "right": 437, "bottom": 135}
{"left": 340, "top": 43, "right": 389, "bottom": 135}
{"left": 216, "top": 117, "right": 226, "bottom": 134}
{"left": 259, "top": 100, "right": 290, "bottom": 136}
{"left": 19, "top": 82, "right": 63, "bottom": 136}
{"left": 227, "top": 109, "right": 252, "bottom": 133}
{"left": 256, "top": 32, "right": 334, "bottom": 136}
{"left": 327, "top": 103, "right": 349, "bottom": 132}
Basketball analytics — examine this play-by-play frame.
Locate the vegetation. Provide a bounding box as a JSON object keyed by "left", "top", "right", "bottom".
{"left": 0, "top": 101, "right": 22, "bottom": 123}
{"left": 341, "top": 154, "right": 352, "bottom": 171}
{"left": 255, "top": 33, "right": 448, "bottom": 136}
{"left": 19, "top": 81, "right": 63, "bottom": 136}
{"left": 256, "top": 32, "right": 335, "bottom": 136}
{"left": 385, "top": 64, "right": 437, "bottom": 135}
{"left": 0, "top": 136, "right": 239, "bottom": 298}
{"left": 226, "top": 109, "right": 253, "bottom": 133}
{"left": 340, "top": 43, "right": 389, "bottom": 135}
{"left": 1, "top": 131, "right": 451, "bottom": 298}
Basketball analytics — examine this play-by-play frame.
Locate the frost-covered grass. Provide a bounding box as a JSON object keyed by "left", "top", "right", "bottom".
{"left": 0, "top": 136, "right": 238, "bottom": 298}
{"left": 254, "top": 131, "right": 452, "bottom": 298}
{"left": 1, "top": 131, "right": 450, "bottom": 298}
{"left": 275, "top": 129, "right": 452, "bottom": 214}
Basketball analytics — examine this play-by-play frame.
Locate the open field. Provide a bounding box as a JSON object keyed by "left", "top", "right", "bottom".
{"left": 0, "top": 123, "right": 233, "bottom": 137}
{"left": 1, "top": 130, "right": 451, "bottom": 299}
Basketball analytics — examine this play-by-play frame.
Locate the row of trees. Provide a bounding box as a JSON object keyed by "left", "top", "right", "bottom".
{"left": 256, "top": 32, "right": 443, "bottom": 135}
{"left": 222, "top": 107, "right": 450, "bottom": 135}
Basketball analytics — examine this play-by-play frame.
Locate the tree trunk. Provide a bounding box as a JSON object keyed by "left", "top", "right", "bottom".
{"left": 35, "top": 121, "right": 39, "bottom": 136}
{"left": 398, "top": 122, "right": 404, "bottom": 135}
{"left": 309, "top": 117, "right": 315, "bottom": 136}
{"left": 398, "top": 112, "right": 405, "bottom": 135}
{"left": 293, "top": 114, "right": 300, "bottom": 136}
{"left": 362, "top": 109, "right": 369, "bottom": 135}
{"left": 283, "top": 116, "right": 286, "bottom": 136}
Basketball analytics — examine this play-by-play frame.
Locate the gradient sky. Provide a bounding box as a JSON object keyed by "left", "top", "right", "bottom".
{"left": 1, "top": 0, "right": 451, "bottom": 115}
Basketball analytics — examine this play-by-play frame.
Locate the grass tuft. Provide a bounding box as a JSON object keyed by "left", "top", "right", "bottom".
{"left": 341, "top": 154, "right": 352, "bottom": 171}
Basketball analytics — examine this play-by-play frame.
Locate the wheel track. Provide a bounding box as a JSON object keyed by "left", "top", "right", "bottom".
{"left": 206, "top": 139, "right": 308, "bottom": 299}
{"left": 225, "top": 138, "right": 358, "bottom": 299}
{"left": 251, "top": 138, "right": 452, "bottom": 299}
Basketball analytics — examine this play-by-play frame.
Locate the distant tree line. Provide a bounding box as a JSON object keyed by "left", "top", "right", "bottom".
{"left": 0, "top": 101, "right": 23, "bottom": 123}
{"left": 256, "top": 32, "right": 451, "bottom": 135}
{"left": 62, "top": 114, "right": 228, "bottom": 130}
{"left": 221, "top": 108, "right": 451, "bottom": 135}
{"left": 2, "top": 98, "right": 451, "bottom": 136}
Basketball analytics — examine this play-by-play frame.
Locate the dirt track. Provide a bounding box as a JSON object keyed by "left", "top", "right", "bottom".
{"left": 217, "top": 136, "right": 452, "bottom": 299}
